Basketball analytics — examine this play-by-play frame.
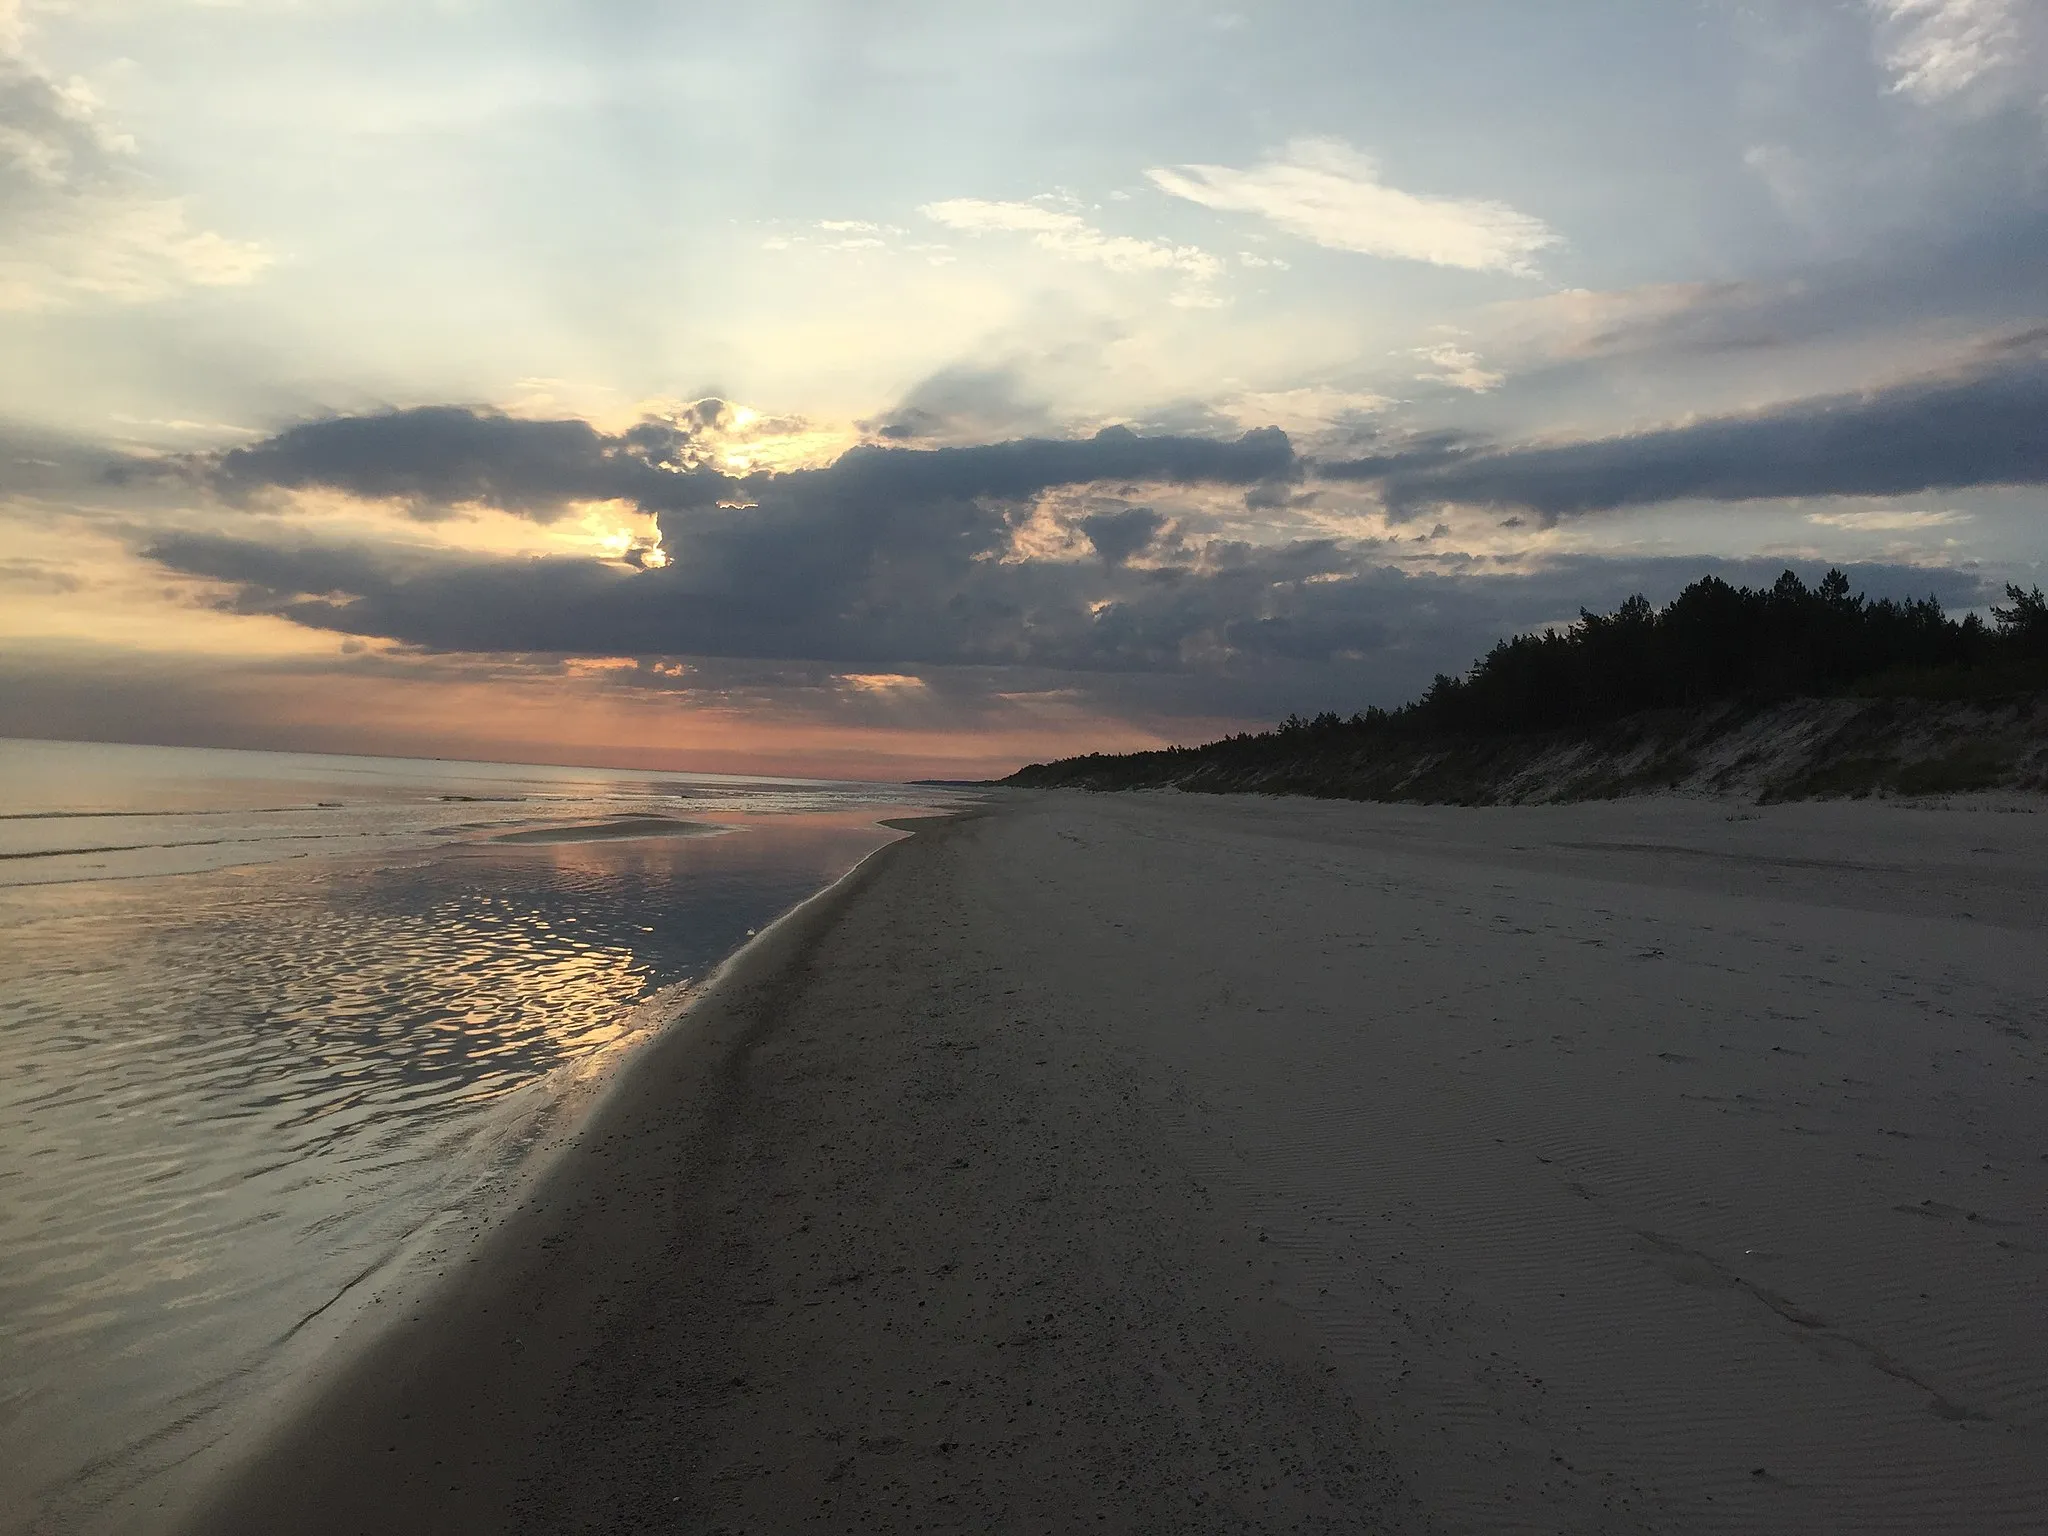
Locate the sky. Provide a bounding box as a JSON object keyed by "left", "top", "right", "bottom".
{"left": 2, "top": 0, "right": 2046, "bottom": 780}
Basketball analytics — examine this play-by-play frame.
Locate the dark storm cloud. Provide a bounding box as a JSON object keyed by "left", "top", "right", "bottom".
{"left": 148, "top": 416, "right": 1302, "bottom": 669}
{"left": 815, "top": 424, "right": 1295, "bottom": 502}
{"left": 144, "top": 524, "right": 1359, "bottom": 673}
{"left": 1380, "top": 352, "right": 2048, "bottom": 522}
{"left": 141, "top": 401, "right": 2004, "bottom": 725}
{"left": 206, "top": 405, "right": 736, "bottom": 520}
{"left": 1080, "top": 507, "right": 1166, "bottom": 565}
{"left": 144, "top": 509, "right": 1989, "bottom": 717}
{"left": 201, "top": 407, "right": 1296, "bottom": 521}
{"left": 1315, "top": 430, "right": 1479, "bottom": 482}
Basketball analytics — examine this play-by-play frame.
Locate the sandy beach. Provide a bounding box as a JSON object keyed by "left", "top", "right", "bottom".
{"left": 172, "top": 791, "right": 2048, "bottom": 1535}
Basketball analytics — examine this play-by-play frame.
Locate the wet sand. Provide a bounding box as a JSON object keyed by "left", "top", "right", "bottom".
{"left": 174, "top": 792, "right": 2048, "bottom": 1534}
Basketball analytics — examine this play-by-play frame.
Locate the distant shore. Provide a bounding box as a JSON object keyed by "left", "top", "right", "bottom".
{"left": 173, "top": 792, "right": 2048, "bottom": 1534}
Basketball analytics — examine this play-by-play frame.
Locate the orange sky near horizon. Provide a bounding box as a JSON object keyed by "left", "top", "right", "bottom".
{"left": 1, "top": 638, "right": 1214, "bottom": 782}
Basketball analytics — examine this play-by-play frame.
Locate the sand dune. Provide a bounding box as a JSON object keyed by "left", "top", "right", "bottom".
{"left": 175, "top": 792, "right": 2048, "bottom": 1534}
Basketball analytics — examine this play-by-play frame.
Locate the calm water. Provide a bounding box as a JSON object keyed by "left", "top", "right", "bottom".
{"left": 0, "top": 739, "right": 957, "bottom": 1534}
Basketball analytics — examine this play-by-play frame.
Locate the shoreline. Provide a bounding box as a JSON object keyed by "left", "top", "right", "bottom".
{"left": 144, "top": 817, "right": 948, "bottom": 1536}
{"left": 0, "top": 740, "right": 960, "bottom": 1534}
{"left": 170, "top": 792, "right": 2048, "bottom": 1533}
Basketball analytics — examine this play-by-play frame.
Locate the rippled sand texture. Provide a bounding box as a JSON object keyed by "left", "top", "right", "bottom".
{"left": 0, "top": 790, "right": 912, "bottom": 1534}
{"left": 182, "top": 793, "right": 2048, "bottom": 1535}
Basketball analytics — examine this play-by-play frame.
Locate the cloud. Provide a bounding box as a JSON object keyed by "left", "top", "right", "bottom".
{"left": 1145, "top": 138, "right": 1559, "bottom": 277}
{"left": 113, "top": 397, "right": 2017, "bottom": 729}
{"left": 861, "top": 364, "right": 1056, "bottom": 445}
{"left": 810, "top": 423, "right": 1297, "bottom": 504}
{"left": 139, "top": 414, "right": 1312, "bottom": 676}
{"left": 1213, "top": 386, "right": 1391, "bottom": 442}
{"left": 1740, "top": 142, "right": 1818, "bottom": 221}
{"left": 1079, "top": 507, "right": 1166, "bottom": 566}
{"left": 0, "top": 13, "right": 268, "bottom": 309}
{"left": 759, "top": 218, "right": 909, "bottom": 255}
{"left": 204, "top": 408, "right": 1297, "bottom": 518}
{"left": 1313, "top": 430, "right": 1480, "bottom": 483}
{"left": 130, "top": 337, "right": 2037, "bottom": 726}
{"left": 1486, "top": 280, "right": 1779, "bottom": 361}
{"left": 164, "top": 413, "right": 1302, "bottom": 660}
{"left": 1129, "top": 385, "right": 1396, "bottom": 459}
{"left": 140, "top": 521, "right": 1293, "bottom": 674}
{"left": 1413, "top": 342, "right": 1504, "bottom": 393}
{"left": 0, "top": 418, "right": 137, "bottom": 498}
{"left": 1480, "top": 207, "right": 2048, "bottom": 380}
{"left": 138, "top": 516, "right": 1993, "bottom": 726}
{"left": 201, "top": 403, "right": 741, "bottom": 520}
{"left": 919, "top": 195, "right": 1225, "bottom": 306}
{"left": 1869, "top": 0, "right": 2045, "bottom": 105}
{"left": 1378, "top": 348, "right": 2048, "bottom": 521}
{"left": 1804, "top": 507, "right": 1971, "bottom": 530}
{"left": 0, "top": 555, "right": 78, "bottom": 594}
{"left": 838, "top": 671, "right": 927, "bottom": 693}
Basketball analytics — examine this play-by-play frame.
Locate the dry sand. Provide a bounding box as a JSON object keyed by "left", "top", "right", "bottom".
{"left": 173, "top": 792, "right": 2048, "bottom": 1534}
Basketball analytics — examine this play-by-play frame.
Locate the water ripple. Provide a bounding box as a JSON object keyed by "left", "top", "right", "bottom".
{"left": 0, "top": 774, "right": 934, "bottom": 1532}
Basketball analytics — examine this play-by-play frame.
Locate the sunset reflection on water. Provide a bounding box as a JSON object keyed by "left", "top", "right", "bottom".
{"left": 0, "top": 779, "right": 942, "bottom": 1532}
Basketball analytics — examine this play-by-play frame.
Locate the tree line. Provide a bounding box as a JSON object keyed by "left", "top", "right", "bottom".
{"left": 1012, "top": 570, "right": 2048, "bottom": 782}
{"left": 1374, "top": 570, "right": 2048, "bottom": 738}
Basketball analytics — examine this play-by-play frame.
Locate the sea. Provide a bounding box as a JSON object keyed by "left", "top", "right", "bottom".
{"left": 0, "top": 738, "right": 962, "bottom": 1534}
